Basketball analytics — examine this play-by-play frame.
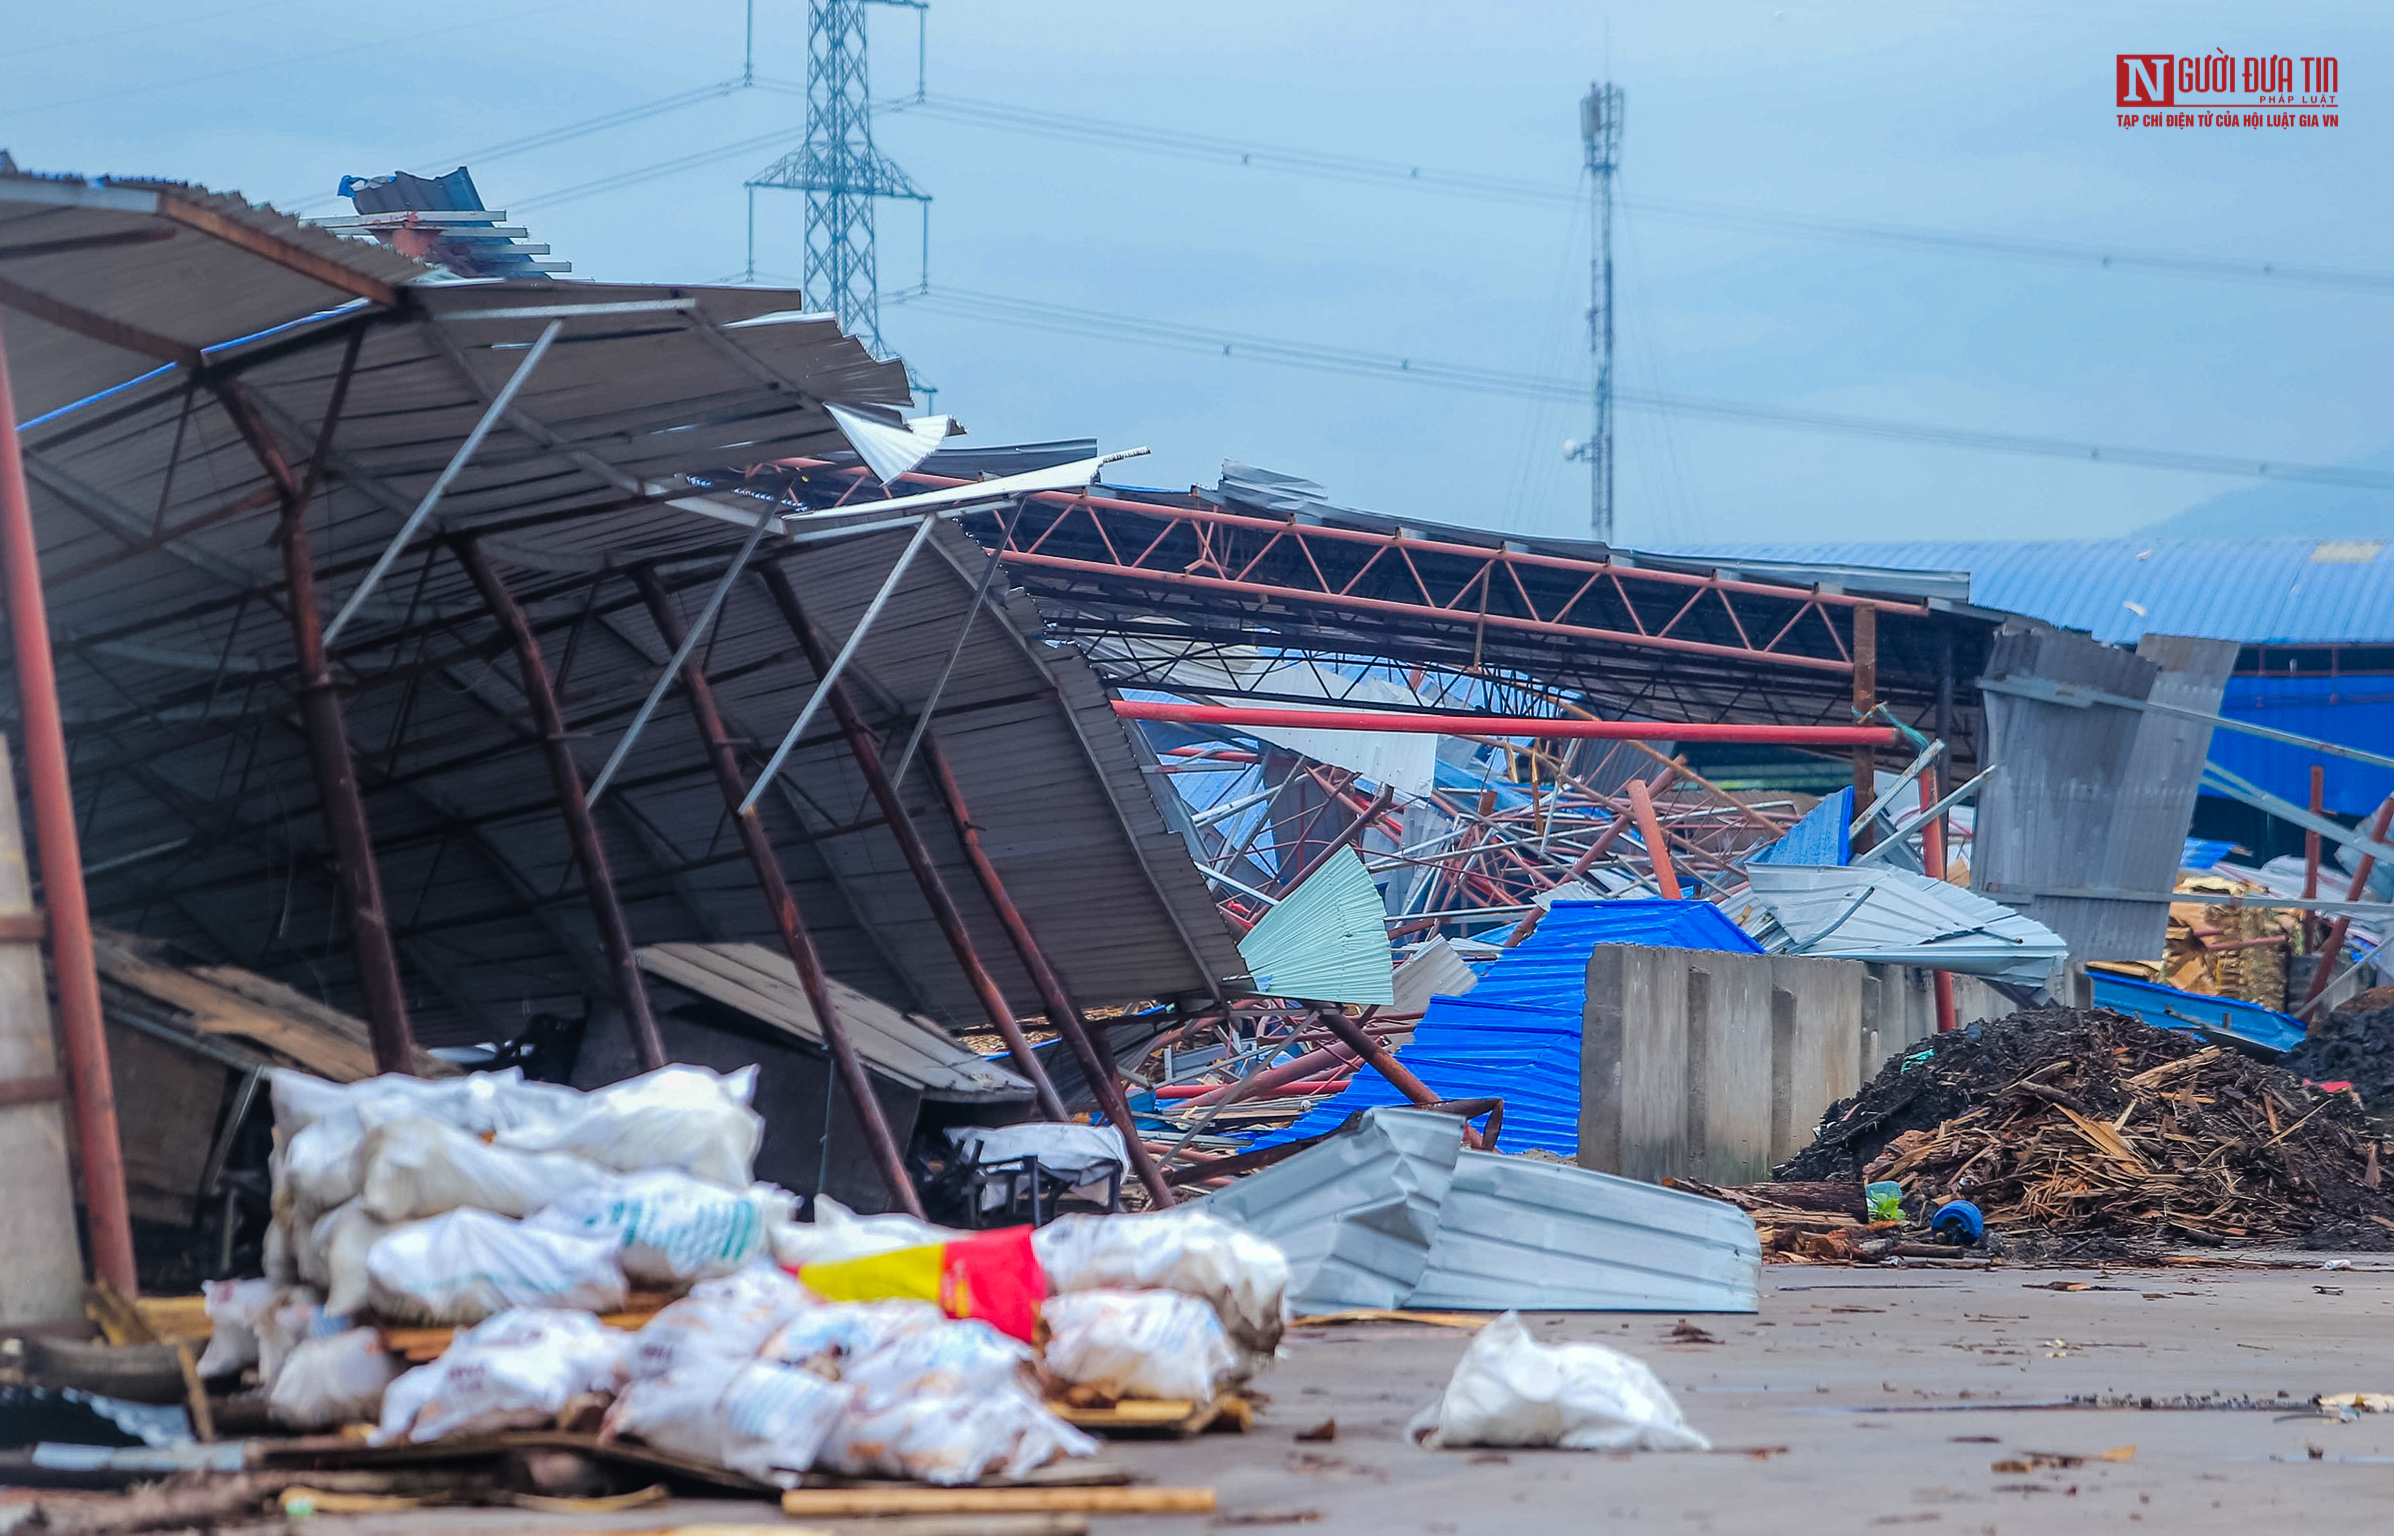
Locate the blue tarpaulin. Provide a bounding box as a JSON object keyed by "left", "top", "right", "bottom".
{"left": 2088, "top": 972, "right": 2308, "bottom": 1056}
{"left": 1252, "top": 902, "right": 1761, "bottom": 1156}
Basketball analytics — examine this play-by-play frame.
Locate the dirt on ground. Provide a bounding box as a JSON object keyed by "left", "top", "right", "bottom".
{"left": 2285, "top": 987, "right": 2394, "bottom": 1120}
{"left": 1775, "top": 1007, "right": 2394, "bottom": 1257}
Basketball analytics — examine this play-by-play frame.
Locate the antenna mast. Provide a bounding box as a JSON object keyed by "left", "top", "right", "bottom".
{"left": 1578, "top": 82, "right": 1622, "bottom": 543}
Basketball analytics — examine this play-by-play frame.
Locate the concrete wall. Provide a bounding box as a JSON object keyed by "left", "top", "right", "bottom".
{"left": 1580, "top": 944, "right": 1868, "bottom": 1185}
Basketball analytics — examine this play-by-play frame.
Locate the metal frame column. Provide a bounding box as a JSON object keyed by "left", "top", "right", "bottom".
{"left": 628, "top": 565, "right": 925, "bottom": 1215}
{"left": 455, "top": 539, "right": 664, "bottom": 1072}
{"left": 0, "top": 313, "right": 136, "bottom": 1291}
{"left": 756, "top": 563, "right": 1075, "bottom": 1123}
{"left": 919, "top": 734, "right": 1177, "bottom": 1207}
{"left": 215, "top": 372, "right": 417, "bottom": 1072}
{"left": 1849, "top": 604, "right": 1879, "bottom": 854}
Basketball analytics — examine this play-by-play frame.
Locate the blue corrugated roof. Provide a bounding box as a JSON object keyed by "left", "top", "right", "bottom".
{"left": 1668, "top": 540, "right": 2394, "bottom": 646}
{"left": 1252, "top": 902, "right": 1759, "bottom": 1157}
{"left": 1751, "top": 786, "right": 1852, "bottom": 867}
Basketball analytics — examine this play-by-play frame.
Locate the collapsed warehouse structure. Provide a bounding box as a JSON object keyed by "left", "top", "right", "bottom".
{"left": 8, "top": 165, "right": 2391, "bottom": 1322}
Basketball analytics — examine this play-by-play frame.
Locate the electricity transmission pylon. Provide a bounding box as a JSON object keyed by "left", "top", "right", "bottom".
{"left": 1569, "top": 82, "right": 1622, "bottom": 544}
{"left": 745, "top": 0, "right": 929, "bottom": 358}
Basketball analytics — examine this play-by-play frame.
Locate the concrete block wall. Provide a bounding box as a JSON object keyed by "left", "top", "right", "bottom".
{"left": 1580, "top": 944, "right": 1866, "bottom": 1186}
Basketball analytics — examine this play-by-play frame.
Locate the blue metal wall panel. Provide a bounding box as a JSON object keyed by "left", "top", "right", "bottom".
{"left": 1254, "top": 901, "right": 1758, "bottom": 1156}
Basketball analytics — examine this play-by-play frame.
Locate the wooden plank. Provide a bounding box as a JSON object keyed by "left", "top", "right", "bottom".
{"left": 781, "top": 1487, "right": 1215, "bottom": 1517}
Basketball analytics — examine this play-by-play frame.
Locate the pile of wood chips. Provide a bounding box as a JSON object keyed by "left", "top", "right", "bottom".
{"left": 1780, "top": 1008, "right": 2394, "bottom": 1253}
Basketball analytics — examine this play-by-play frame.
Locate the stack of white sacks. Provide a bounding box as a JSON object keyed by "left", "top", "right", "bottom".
{"left": 196, "top": 1066, "right": 1291, "bottom": 1488}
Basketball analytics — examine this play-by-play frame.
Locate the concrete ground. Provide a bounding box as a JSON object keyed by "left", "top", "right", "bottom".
{"left": 298, "top": 1260, "right": 2394, "bottom": 1536}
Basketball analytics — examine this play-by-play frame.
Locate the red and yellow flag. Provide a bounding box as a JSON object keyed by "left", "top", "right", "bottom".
{"left": 793, "top": 1227, "right": 1045, "bottom": 1343}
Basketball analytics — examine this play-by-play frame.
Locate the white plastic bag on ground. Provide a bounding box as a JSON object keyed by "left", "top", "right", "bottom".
{"left": 603, "top": 1360, "right": 850, "bottom": 1488}
{"left": 268, "top": 1327, "right": 401, "bottom": 1430}
{"left": 529, "top": 1170, "right": 793, "bottom": 1284}
{"left": 366, "top": 1208, "right": 628, "bottom": 1325}
{"left": 359, "top": 1117, "right": 611, "bottom": 1223}
{"left": 770, "top": 1193, "right": 957, "bottom": 1269}
{"left": 620, "top": 1263, "right": 814, "bottom": 1382}
{"left": 819, "top": 1390, "right": 1097, "bottom": 1485}
{"left": 313, "top": 1201, "right": 393, "bottom": 1320}
{"left": 373, "top": 1308, "right": 628, "bottom": 1445}
{"left": 273, "top": 1070, "right": 588, "bottom": 1224}
{"left": 498, "top": 1065, "right": 761, "bottom": 1190}
{"left": 1034, "top": 1211, "right": 1291, "bottom": 1355}
{"left": 263, "top": 1213, "right": 298, "bottom": 1285}
{"left": 1405, "top": 1312, "right": 1709, "bottom": 1451}
{"left": 195, "top": 1278, "right": 277, "bottom": 1379}
{"left": 1040, "top": 1289, "right": 1243, "bottom": 1402}
{"left": 759, "top": 1300, "right": 944, "bottom": 1377}
{"left": 255, "top": 1285, "right": 345, "bottom": 1393}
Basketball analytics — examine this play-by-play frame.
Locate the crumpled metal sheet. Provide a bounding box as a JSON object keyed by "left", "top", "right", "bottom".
{"left": 1195, "top": 1106, "right": 1460, "bottom": 1311}
{"left": 1202, "top": 1107, "right": 1761, "bottom": 1314}
{"left": 1407, "top": 1151, "right": 1759, "bottom": 1313}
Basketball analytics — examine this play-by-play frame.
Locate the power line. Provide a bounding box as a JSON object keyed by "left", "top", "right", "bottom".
{"left": 893, "top": 284, "right": 2394, "bottom": 492}
{"left": 514, "top": 124, "right": 806, "bottom": 213}
{"left": 851, "top": 90, "right": 2394, "bottom": 295}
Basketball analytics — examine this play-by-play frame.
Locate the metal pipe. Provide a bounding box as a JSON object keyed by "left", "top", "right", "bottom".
{"left": 1277, "top": 786, "right": 1397, "bottom": 894}
{"left": 1849, "top": 604, "right": 1878, "bottom": 855}
{"left": 323, "top": 319, "right": 560, "bottom": 646}
{"left": 755, "top": 564, "right": 1075, "bottom": 1126}
{"left": 1110, "top": 700, "right": 1900, "bottom": 745}
{"left": 215, "top": 375, "right": 418, "bottom": 1070}
{"left": 628, "top": 567, "right": 922, "bottom": 1215}
{"left": 2301, "top": 793, "right": 2394, "bottom": 1013}
{"left": 455, "top": 538, "right": 664, "bottom": 1072}
{"left": 587, "top": 507, "right": 776, "bottom": 805}
{"left": 1919, "top": 770, "right": 1958, "bottom": 1034}
{"left": 741, "top": 513, "right": 937, "bottom": 815}
{"left": 916, "top": 732, "right": 1178, "bottom": 1208}
{"left": 1309, "top": 1006, "right": 1473, "bottom": 1140}
{"left": 0, "top": 316, "right": 136, "bottom": 1292}
{"left": 2304, "top": 765, "right": 2326, "bottom": 952}
{"left": 1625, "top": 777, "right": 1682, "bottom": 901}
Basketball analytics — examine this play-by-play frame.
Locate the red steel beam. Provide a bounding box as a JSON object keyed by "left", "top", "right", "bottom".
{"left": 457, "top": 538, "right": 664, "bottom": 1073}
{"left": 1007, "top": 547, "right": 1861, "bottom": 675}
{"left": 629, "top": 568, "right": 923, "bottom": 1215}
{"left": 1113, "top": 699, "right": 1899, "bottom": 745}
{"left": 0, "top": 311, "right": 137, "bottom": 1292}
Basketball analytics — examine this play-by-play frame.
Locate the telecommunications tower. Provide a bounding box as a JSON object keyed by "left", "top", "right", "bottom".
{"left": 746, "top": 0, "right": 928, "bottom": 357}
{"left": 1572, "top": 82, "right": 1622, "bottom": 544}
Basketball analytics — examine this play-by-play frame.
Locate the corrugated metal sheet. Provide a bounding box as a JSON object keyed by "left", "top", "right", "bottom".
{"left": 637, "top": 942, "right": 1034, "bottom": 1102}
{"left": 1237, "top": 848, "right": 1395, "bottom": 1006}
{"left": 1406, "top": 1152, "right": 1759, "bottom": 1313}
{"left": 2088, "top": 972, "right": 2307, "bottom": 1055}
{"left": 1665, "top": 539, "right": 2394, "bottom": 646}
{"left": 1263, "top": 902, "right": 1759, "bottom": 1156}
{"left": 1391, "top": 938, "right": 1482, "bottom": 1016}
{"left": 1973, "top": 624, "right": 2169, "bottom": 961}
{"left": 1749, "top": 787, "right": 1852, "bottom": 867}
{"left": 1196, "top": 1106, "right": 1461, "bottom": 1311}
{"left": 1742, "top": 866, "right": 2067, "bottom": 984}
{"left": 2212, "top": 674, "right": 2394, "bottom": 817}
{"left": 4, "top": 170, "right": 1244, "bottom": 1049}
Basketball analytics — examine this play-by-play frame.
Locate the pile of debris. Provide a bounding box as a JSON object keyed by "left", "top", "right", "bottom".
{"left": 1777, "top": 1008, "right": 2394, "bottom": 1255}
{"left": 2285, "top": 988, "right": 2394, "bottom": 1121}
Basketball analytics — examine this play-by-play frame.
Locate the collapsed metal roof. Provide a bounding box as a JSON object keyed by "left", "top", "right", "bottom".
{"left": 1, "top": 167, "right": 1242, "bottom": 1053}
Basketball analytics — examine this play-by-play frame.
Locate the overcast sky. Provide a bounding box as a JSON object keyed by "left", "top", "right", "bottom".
{"left": 6, "top": 1, "right": 2386, "bottom": 549}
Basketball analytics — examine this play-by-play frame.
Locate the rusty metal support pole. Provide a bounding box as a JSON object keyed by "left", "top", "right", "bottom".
{"left": 754, "top": 565, "right": 1076, "bottom": 1121}
{"left": 213, "top": 372, "right": 418, "bottom": 1073}
{"left": 2303, "top": 793, "right": 2394, "bottom": 1012}
{"left": 627, "top": 569, "right": 922, "bottom": 1215}
{"left": 1278, "top": 785, "right": 1397, "bottom": 894}
{"left": 2304, "top": 765, "right": 2326, "bottom": 952}
{"left": 0, "top": 313, "right": 136, "bottom": 1292}
{"left": 1850, "top": 604, "right": 1878, "bottom": 855}
{"left": 1919, "top": 771, "right": 1959, "bottom": 1034}
{"left": 920, "top": 735, "right": 1177, "bottom": 1208}
{"left": 1310, "top": 1005, "right": 1490, "bottom": 1149}
{"left": 1625, "top": 777, "right": 1682, "bottom": 900}
{"left": 455, "top": 539, "right": 664, "bottom": 1072}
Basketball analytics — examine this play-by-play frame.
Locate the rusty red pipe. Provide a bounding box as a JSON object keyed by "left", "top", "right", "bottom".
{"left": 1116, "top": 699, "right": 1898, "bottom": 745}
{"left": 0, "top": 313, "right": 137, "bottom": 1293}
